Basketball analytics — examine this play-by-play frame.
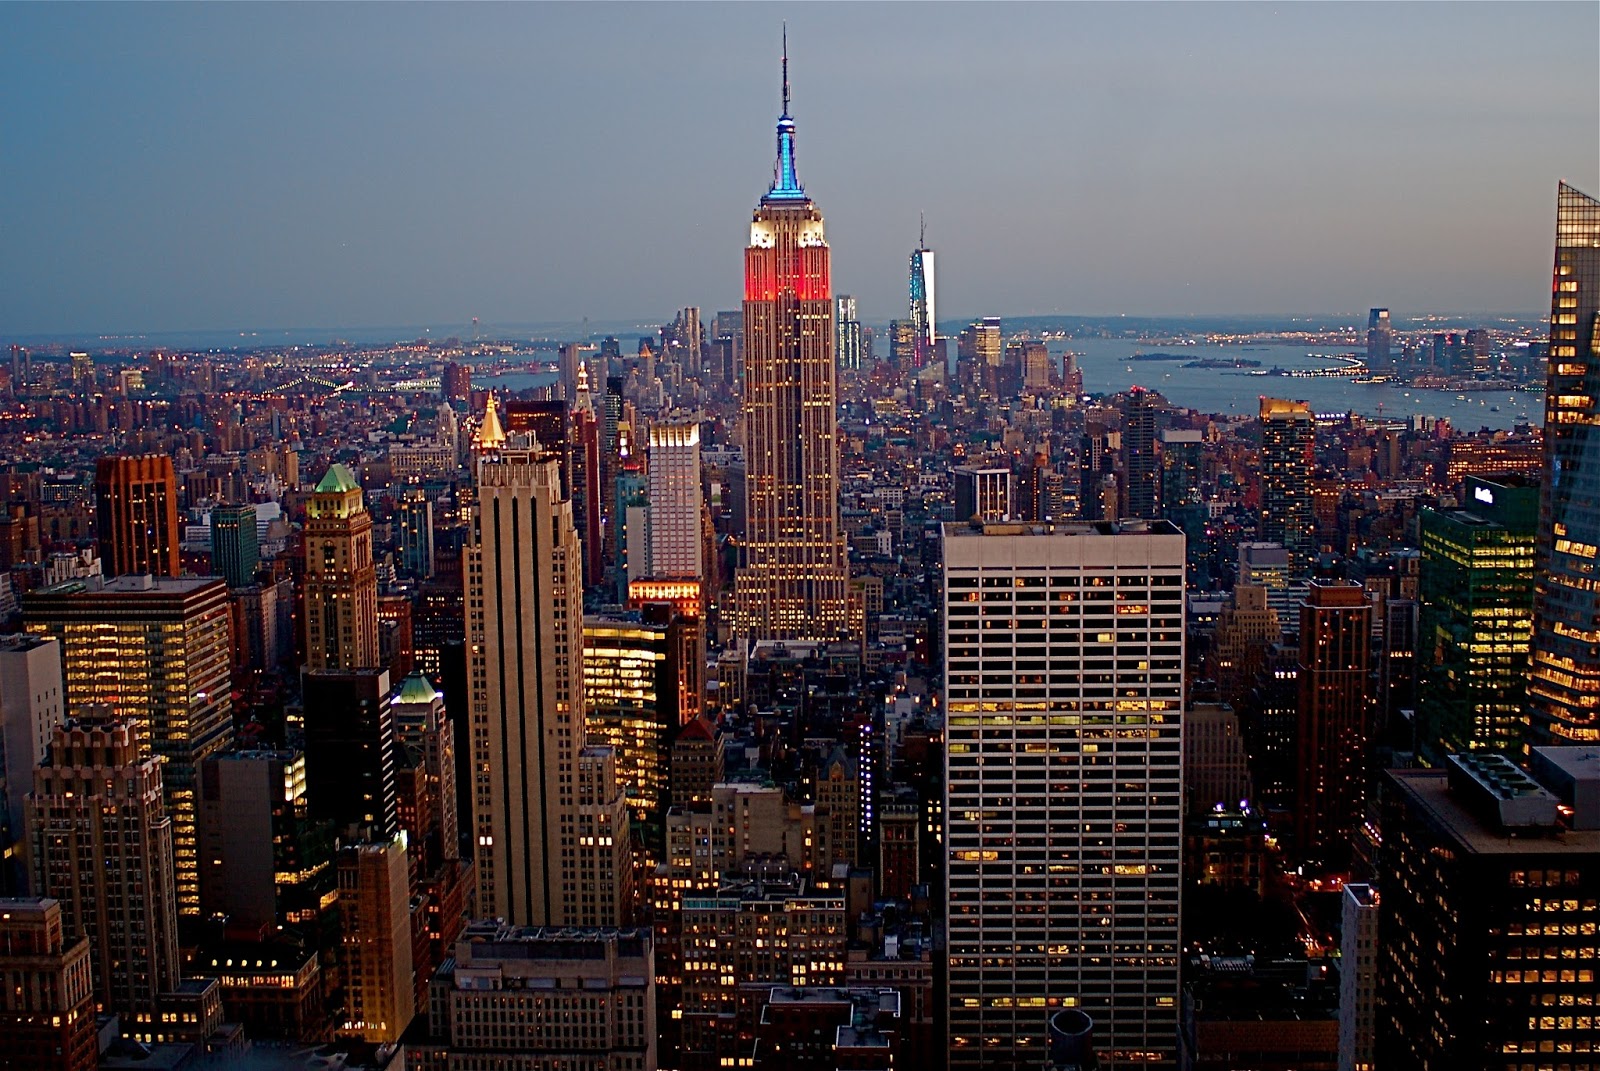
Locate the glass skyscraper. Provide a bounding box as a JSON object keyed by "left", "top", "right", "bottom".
{"left": 1529, "top": 183, "right": 1600, "bottom": 746}
{"left": 1258, "top": 397, "right": 1316, "bottom": 576}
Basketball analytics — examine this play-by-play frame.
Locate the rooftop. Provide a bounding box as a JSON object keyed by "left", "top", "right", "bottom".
{"left": 944, "top": 518, "right": 1183, "bottom": 539}
{"left": 1389, "top": 768, "right": 1600, "bottom": 855}
{"left": 315, "top": 463, "right": 361, "bottom": 494}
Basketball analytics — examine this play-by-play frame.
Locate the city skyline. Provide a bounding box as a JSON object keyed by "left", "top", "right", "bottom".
{"left": 3, "top": 3, "right": 1597, "bottom": 337}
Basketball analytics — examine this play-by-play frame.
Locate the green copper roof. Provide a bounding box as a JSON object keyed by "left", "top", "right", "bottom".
{"left": 315, "top": 463, "right": 360, "bottom": 494}
{"left": 397, "top": 670, "right": 439, "bottom": 705}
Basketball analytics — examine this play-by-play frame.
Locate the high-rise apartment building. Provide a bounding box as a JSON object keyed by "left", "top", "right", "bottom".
{"left": 0, "top": 898, "right": 97, "bottom": 1071}
{"left": 0, "top": 634, "right": 62, "bottom": 894}
{"left": 1293, "top": 581, "right": 1373, "bottom": 871}
{"left": 209, "top": 503, "right": 258, "bottom": 588}
{"left": 1258, "top": 398, "right": 1316, "bottom": 575}
{"left": 336, "top": 839, "right": 414, "bottom": 1043}
{"left": 469, "top": 432, "right": 629, "bottom": 927}
{"left": 1529, "top": 182, "right": 1600, "bottom": 746}
{"left": 648, "top": 419, "right": 704, "bottom": 583}
{"left": 1123, "top": 387, "right": 1159, "bottom": 519}
{"left": 1378, "top": 750, "right": 1600, "bottom": 1070}
{"left": 29, "top": 714, "right": 180, "bottom": 1017}
{"left": 24, "top": 575, "right": 233, "bottom": 916}
{"left": 944, "top": 520, "right": 1184, "bottom": 1069}
{"left": 910, "top": 222, "right": 936, "bottom": 368}
{"left": 303, "top": 465, "right": 380, "bottom": 671}
{"left": 94, "top": 455, "right": 180, "bottom": 577}
{"left": 735, "top": 46, "right": 849, "bottom": 642}
{"left": 1417, "top": 476, "right": 1538, "bottom": 759}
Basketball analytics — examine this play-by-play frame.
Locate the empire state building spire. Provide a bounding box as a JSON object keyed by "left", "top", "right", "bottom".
{"left": 767, "top": 25, "right": 805, "bottom": 203}
{"left": 737, "top": 29, "right": 849, "bottom": 642}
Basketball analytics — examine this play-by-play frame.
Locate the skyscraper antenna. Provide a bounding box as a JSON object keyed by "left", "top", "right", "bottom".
{"left": 920, "top": 211, "right": 926, "bottom": 249}
{"left": 781, "top": 23, "right": 790, "bottom": 118}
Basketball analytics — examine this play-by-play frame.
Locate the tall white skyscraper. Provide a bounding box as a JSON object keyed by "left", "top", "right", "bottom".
{"left": 944, "top": 520, "right": 1185, "bottom": 1069}
{"left": 468, "top": 430, "right": 630, "bottom": 927}
{"left": 647, "top": 419, "right": 703, "bottom": 583}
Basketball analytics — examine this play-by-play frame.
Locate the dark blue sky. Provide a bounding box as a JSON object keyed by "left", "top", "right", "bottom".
{"left": 3, "top": 3, "right": 1596, "bottom": 336}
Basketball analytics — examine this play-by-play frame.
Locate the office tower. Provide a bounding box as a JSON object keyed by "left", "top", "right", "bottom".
{"left": 952, "top": 466, "right": 1012, "bottom": 522}
{"left": 573, "top": 746, "right": 633, "bottom": 927}
{"left": 601, "top": 375, "right": 624, "bottom": 573}
{"left": 735, "top": 44, "right": 849, "bottom": 642}
{"left": 671, "top": 715, "right": 724, "bottom": 808}
{"left": 302, "top": 668, "right": 397, "bottom": 840}
{"left": 1529, "top": 182, "right": 1600, "bottom": 746}
{"left": 944, "top": 520, "right": 1185, "bottom": 1068}
{"left": 1338, "top": 883, "right": 1378, "bottom": 1071}
{"left": 1017, "top": 339, "right": 1051, "bottom": 392}
{"left": 835, "top": 294, "right": 863, "bottom": 371}
{"left": 1258, "top": 398, "right": 1316, "bottom": 575}
{"left": 396, "top": 490, "right": 435, "bottom": 580}
{"left": 24, "top": 575, "right": 233, "bottom": 917}
{"left": 1378, "top": 750, "right": 1600, "bottom": 1070}
{"left": 412, "top": 923, "right": 657, "bottom": 1068}
{"left": 197, "top": 749, "right": 334, "bottom": 932}
{"left": 910, "top": 219, "right": 936, "bottom": 368}
{"left": 0, "top": 634, "right": 62, "bottom": 894}
{"left": 303, "top": 464, "right": 380, "bottom": 671}
{"left": 94, "top": 455, "right": 180, "bottom": 577}
{"left": 470, "top": 432, "right": 628, "bottom": 927}
{"left": 441, "top": 360, "right": 470, "bottom": 403}
{"left": 583, "top": 616, "right": 678, "bottom": 861}
{"left": 1365, "top": 308, "right": 1392, "bottom": 373}
{"left": 1123, "top": 387, "right": 1159, "bottom": 519}
{"left": 210, "top": 502, "right": 258, "bottom": 588}
{"left": 957, "top": 317, "right": 1002, "bottom": 394}
{"left": 648, "top": 419, "right": 704, "bottom": 582}
{"left": 30, "top": 714, "right": 180, "bottom": 1016}
{"left": 1293, "top": 581, "right": 1373, "bottom": 870}
{"left": 0, "top": 898, "right": 97, "bottom": 1071}
{"left": 336, "top": 840, "right": 415, "bottom": 1043}
{"left": 1416, "top": 476, "right": 1538, "bottom": 759}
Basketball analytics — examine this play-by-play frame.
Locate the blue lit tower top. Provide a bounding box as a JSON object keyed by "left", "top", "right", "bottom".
{"left": 765, "top": 26, "right": 807, "bottom": 203}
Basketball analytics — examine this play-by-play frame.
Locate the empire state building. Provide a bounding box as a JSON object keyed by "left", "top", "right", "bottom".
{"left": 735, "top": 42, "right": 849, "bottom": 641}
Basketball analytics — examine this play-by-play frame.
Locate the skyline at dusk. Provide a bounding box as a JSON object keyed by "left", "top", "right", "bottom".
{"left": 3, "top": 2, "right": 1597, "bottom": 337}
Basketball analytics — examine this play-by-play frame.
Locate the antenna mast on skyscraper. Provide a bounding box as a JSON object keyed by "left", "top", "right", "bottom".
{"left": 781, "top": 23, "right": 790, "bottom": 118}
{"left": 920, "top": 211, "right": 926, "bottom": 250}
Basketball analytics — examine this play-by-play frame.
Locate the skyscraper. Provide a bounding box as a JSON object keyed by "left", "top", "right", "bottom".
{"left": 336, "top": 839, "right": 415, "bottom": 1044}
{"left": 24, "top": 575, "right": 233, "bottom": 917}
{"left": 1378, "top": 751, "right": 1600, "bottom": 1070}
{"left": 94, "top": 455, "right": 180, "bottom": 577}
{"left": 396, "top": 490, "right": 434, "bottom": 580}
{"left": 210, "top": 503, "right": 259, "bottom": 588}
{"left": 910, "top": 217, "right": 936, "bottom": 368}
{"left": 469, "top": 431, "right": 629, "bottom": 927}
{"left": 1258, "top": 397, "right": 1316, "bottom": 576}
{"left": 302, "top": 667, "right": 398, "bottom": 840}
{"left": 1528, "top": 182, "right": 1600, "bottom": 746}
{"left": 1417, "top": 476, "right": 1538, "bottom": 759}
{"left": 303, "top": 464, "right": 380, "bottom": 671}
{"left": 1366, "top": 308, "right": 1392, "bottom": 374}
{"left": 30, "top": 714, "right": 180, "bottom": 1018}
{"left": 1123, "top": 387, "right": 1159, "bottom": 519}
{"left": 647, "top": 418, "right": 704, "bottom": 583}
{"left": 944, "top": 520, "right": 1184, "bottom": 1069}
{"left": 835, "top": 294, "right": 863, "bottom": 371}
{"left": 735, "top": 40, "right": 849, "bottom": 642}
{"left": 1293, "top": 581, "right": 1373, "bottom": 871}
{"left": 0, "top": 634, "right": 63, "bottom": 895}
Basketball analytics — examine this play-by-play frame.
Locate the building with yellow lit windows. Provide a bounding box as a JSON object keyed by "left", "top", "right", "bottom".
{"left": 1529, "top": 182, "right": 1600, "bottom": 747}
{"left": 943, "top": 520, "right": 1185, "bottom": 1069}
{"left": 23, "top": 574, "right": 232, "bottom": 917}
